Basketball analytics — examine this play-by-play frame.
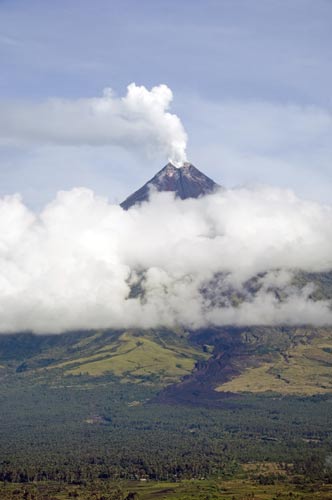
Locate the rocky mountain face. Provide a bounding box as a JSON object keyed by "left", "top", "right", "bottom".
{"left": 121, "top": 162, "right": 220, "bottom": 210}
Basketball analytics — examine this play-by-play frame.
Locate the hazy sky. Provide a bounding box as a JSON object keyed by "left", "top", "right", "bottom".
{"left": 1, "top": 0, "right": 332, "bottom": 207}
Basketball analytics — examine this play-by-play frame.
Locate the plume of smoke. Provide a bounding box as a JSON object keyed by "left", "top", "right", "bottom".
{"left": 0, "top": 185, "right": 330, "bottom": 333}
{"left": 0, "top": 83, "right": 188, "bottom": 166}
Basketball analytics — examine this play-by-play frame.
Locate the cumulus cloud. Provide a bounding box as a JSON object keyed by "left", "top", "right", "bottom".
{"left": 0, "top": 186, "right": 330, "bottom": 333}
{"left": 0, "top": 83, "right": 188, "bottom": 166}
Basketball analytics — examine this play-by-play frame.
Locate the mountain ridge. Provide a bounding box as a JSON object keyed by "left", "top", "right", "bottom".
{"left": 121, "top": 162, "right": 220, "bottom": 209}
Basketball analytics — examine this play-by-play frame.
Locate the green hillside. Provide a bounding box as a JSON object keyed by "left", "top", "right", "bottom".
{"left": 216, "top": 327, "right": 332, "bottom": 395}
{"left": 54, "top": 330, "right": 209, "bottom": 384}
{"left": 0, "top": 328, "right": 210, "bottom": 387}
{"left": 157, "top": 325, "right": 332, "bottom": 404}
{"left": 2, "top": 325, "right": 332, "bottom": 397}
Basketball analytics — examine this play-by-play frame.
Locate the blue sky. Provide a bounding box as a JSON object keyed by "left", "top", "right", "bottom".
{"left": 0, "top": 0, "right": 332, "bottom": 207}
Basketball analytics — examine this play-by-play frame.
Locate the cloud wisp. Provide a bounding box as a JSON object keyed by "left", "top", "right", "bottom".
{"left": 0, "top": 185, "right": 330, "bottom": 333}
{"left": 0, "top": 83, "right": 188, "bottom": 166}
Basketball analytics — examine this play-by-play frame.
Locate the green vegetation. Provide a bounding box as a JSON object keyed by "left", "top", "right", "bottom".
{"left": 1, "top": 376, "right": 332, "bottom": 483}
{"left": 1, "top": 323, "right": 332, "bottom": 498}
{"left": 1, "top": 465, "right": 332, "bottom": 499}
{"left": 0, "top": 328, "right": 209, "bottom": 387}
{"left": 57, "top": 330, "right": 208, "bottom": 384}
{"left": 217, "top": 328, "right": 332, "bottom": 394}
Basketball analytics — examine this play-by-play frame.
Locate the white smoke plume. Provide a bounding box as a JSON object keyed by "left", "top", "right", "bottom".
{"left": 0, "top": 185, "right": 331, "bottom": 333}
{"left": 0, "top": 83, "right": 188, "bottom": 166}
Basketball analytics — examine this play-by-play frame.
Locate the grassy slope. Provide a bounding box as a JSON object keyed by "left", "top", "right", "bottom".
{"left": 0, "top": 329, "right": 209, "bottom": 387}
{"left": 2, "top": 324, "right": 332, "bottom": 396}
{"left": 55, "top": 330, "right": 209, "bottom": 384}
{"left": 216, "top": 327, "right": 332, "bottom": 394}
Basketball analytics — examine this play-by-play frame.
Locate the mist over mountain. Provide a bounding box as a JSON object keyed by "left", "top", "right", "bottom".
{"left": 0, "top": 161, "right": 330, "bottom": 333}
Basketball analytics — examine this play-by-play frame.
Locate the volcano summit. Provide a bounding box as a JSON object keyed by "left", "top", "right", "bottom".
{"left": 120, "top": 162, "right": 220, "bottom": 210}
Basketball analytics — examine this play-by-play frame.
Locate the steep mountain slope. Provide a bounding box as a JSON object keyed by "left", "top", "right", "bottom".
{"left": 157, "top": 324, "right": 332, "bottom": 405}
{"left": 0, "top": 328, "right": 210, "bottom": 387}
{"left": 120, "top": 162, "right": 220, "bottom": 209}
{"left": 1, "top": 322, "right": 332, "bottom": 401}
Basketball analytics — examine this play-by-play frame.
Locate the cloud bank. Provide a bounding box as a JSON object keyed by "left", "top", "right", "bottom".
{"left": 0, "top": 83, "right": 188, "bottom": 166}
{"left": 0, "top": 186, "right": 331, "bottom": 333}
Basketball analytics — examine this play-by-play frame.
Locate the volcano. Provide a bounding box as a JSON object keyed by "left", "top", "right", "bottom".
{"left": 120, "top": 162, "right": 220, "bottom": 210}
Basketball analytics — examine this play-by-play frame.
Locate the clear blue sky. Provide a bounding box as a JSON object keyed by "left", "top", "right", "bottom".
{"left": 0, "top": 0, "right": 332, "bottom": 207}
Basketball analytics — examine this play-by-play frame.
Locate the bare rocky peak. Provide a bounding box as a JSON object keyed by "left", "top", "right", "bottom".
{"left": 120, "top": 162, "right": 220, "bottom": 210}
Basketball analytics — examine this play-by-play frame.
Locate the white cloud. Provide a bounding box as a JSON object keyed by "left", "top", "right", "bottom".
{"left": 0, "top": 83, "right": 188, "bottom": 166}
{"left": 0, "top": 185, "right": 330, "bottom": 333}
